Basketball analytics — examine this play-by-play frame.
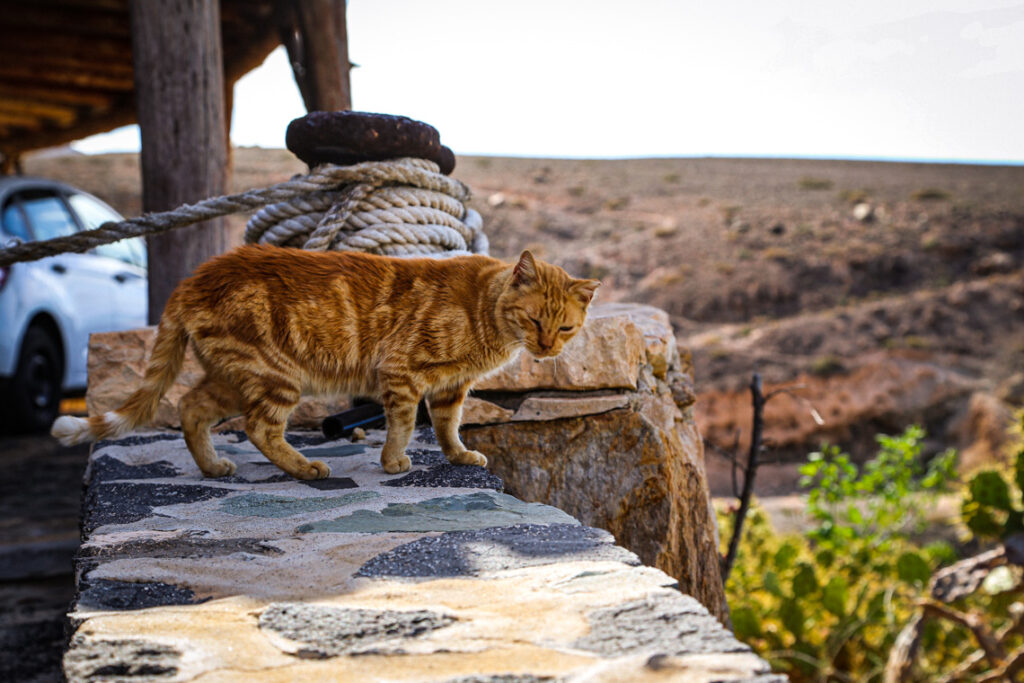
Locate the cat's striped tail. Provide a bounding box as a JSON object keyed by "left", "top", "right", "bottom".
{"left": 51, "top": 309, "right": 189, "bottom": 446}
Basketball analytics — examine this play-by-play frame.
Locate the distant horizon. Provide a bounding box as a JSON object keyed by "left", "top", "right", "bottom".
{"left": 53, "top": 137, "right": 1024, "bottom": 169}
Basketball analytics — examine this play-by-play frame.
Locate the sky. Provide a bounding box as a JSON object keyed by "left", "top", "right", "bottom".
{"left": 71, "top": 0, "right": 1024, "bottom": 163}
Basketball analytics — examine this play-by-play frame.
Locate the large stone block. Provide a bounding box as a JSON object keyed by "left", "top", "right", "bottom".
{"left": 463, "top": 303, "right": 727, "bottom": 622}
{"left": 474, "top": 304, "right": 652, "bottom": 391}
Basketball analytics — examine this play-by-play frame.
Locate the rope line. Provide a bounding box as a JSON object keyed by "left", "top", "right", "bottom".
{"left": 0, "top": 157, "right": 487, "bottom": 268}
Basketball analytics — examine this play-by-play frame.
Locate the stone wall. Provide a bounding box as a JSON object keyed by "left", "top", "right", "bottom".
{"left": 85, "top": 303, "right": 726, "bottom": 620}
{"left": 65, "top": 430, "right": 782, "bottom": 681}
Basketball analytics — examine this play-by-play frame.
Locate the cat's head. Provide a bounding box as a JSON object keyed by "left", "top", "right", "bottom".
{"left": 500, "top": 250, "right": 600, "bottom": 358}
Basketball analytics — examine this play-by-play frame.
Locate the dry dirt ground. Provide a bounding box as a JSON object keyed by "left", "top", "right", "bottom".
{"left": 24, "top": 150, "right": 1024, "bottom": 492}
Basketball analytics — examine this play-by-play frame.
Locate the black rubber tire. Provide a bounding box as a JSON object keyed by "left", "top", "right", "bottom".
{"left": 8, "top": 326, "right": 63, "bottom": 433}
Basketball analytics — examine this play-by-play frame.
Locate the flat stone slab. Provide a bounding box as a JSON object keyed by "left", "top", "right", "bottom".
{"left": 65, "top": 429, "right": 783, "bottom": 682}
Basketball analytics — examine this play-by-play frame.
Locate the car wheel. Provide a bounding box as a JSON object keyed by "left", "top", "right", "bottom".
{"left": 9, "top": 326, "right": 64, "bottom": 433}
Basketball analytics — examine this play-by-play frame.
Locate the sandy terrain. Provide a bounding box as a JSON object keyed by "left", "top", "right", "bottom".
{"left": 23, "top": 149, "right": 1024, "bottom": 488}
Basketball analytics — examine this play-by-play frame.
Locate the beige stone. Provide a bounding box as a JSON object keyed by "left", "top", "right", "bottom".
{"left": 86, "top": 327, "right": 347, "bottom": 430}
{"left": 595, "top": 302, "right": 680, "bottom": 380}
{"left": 462, "top": 396, "right": 515, "bottom": 425}
{"left": 474, "top": 306, "right": 647, "bottom": 392}
{"left": 463, "top": 394, "right": 630, "bottom": 426}
{"left": 510, "top": 394, "right": 629, "bottom": 423}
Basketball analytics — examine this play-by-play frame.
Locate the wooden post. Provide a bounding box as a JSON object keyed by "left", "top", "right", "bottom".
{"left": 279, "top": 0, "right": 352, "bottom": 111}
{"left": 131, "top": 0, "right": 230, "bottom": 323}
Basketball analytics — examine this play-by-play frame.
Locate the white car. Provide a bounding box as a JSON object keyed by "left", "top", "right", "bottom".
{"left": 0, "top": 177, "right": 147, "bottom": 432}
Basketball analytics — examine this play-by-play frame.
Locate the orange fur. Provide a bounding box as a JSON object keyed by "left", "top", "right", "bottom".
{"left": 54, "top": 245, "right": 598, "bottom": 479}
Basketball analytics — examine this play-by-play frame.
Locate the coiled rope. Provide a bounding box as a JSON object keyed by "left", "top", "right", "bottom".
{"left": 0, "top": 157, "right": 487, "bottom": 268}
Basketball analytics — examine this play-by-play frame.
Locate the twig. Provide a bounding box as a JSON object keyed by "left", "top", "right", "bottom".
{"left": 978, "top": 645, "right": 1024, "bottom": 683}
{"left": 919, "top": 600, "right": 1006, "bottom": 669}
{"left": 720, "top": 373, "right": 766, "bottom": 583}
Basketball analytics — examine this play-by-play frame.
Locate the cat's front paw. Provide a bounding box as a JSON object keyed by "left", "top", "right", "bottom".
{"left": 202, "top": 458, "right": 237, "bottom": 478}
{"left": 447, "top": 449, "right": 488, "bottom": 467}
{"left": 382, "top": 454, "right": 411, "bottom": 474}
{"left": 296, "top": 460, "right": 331, "bottom": 480}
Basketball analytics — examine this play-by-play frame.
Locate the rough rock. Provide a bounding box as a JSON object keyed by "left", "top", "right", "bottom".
{"left": 65, "top": 431, "right": 780, "bottom": 682}
{"left": 463, "top": 304, "right": 727, "bottom": 622}
{"left": 259, "top": 603, "right": 456, "bottom": 657}
{"left": 951, "top": 391, "right": 1018, "bottom": 473}
{"left": 86, "top": 327, "right": 348, "bottom": 429}
{"left": 697, "top": 353, "right": 983, "bottom": 478}
{"left": 474, "top": 305, "right": 650, "bottom": 391}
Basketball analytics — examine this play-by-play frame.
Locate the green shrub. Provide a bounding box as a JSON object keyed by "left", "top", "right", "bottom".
{"left": 798, "top": 177, "right": 834, "bottom": 190}
{"left": 961, "top": 412, "right": 1024, "bottom": 541}
{"left": 911, "top": 188, "right": 951, "bottom": 201}
{"left": 722, "top": 426, "right": 960, "bottom": 681}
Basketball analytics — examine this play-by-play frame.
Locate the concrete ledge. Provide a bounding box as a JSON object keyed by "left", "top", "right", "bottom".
{"left": 65, "top": 429, "right": 783, "bottom": 682}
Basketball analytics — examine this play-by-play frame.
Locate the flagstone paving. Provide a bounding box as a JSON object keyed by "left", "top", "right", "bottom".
{"left": 65, "top": 428, "right": 784, "bottom": 682}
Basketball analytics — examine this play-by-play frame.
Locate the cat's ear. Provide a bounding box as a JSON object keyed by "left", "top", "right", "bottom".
{"left": 570, "top": 279, "right": 600, "bottom": 305}
{"left": 512, "top": 250, "right": 538, "bottom": 286}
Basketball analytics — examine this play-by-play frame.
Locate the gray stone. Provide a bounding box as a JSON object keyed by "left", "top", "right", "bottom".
{"left": 297, "top": 492, "right": 577, "bottom": 534}
{"left": 407, "top": 448, "right": 445, "bottom": 465}
{"left": 384, "top": 463, "right": 503, "bottom": 491}
{"left": 574, "top": 592, "right": 749, "bottom": 657}
{"left": 89, "top": 455, "right": 180, "bottom": 483}
{"left": 82, "top": 482, "right": 233, "bottom": 532}
{"left": 64, "top": 636, "right": 180, "bottom": 680}
{"left": 77, "top": 536, "right": 283, "bottom": 561}
{"left": 357, "top": 523, "right": 637, "bottom": 578}
{"left": 259, "top": 603, "right": 455, "bottom": 657}
{"left": 95, "top": 433, "right": 182, "bottom": 451}
{"left": 218, "top": 491, "right": 380, "bottom": 518}
{"left": 300, "top": 477, "right": 359, "bottom": 491}
{"left": 300, "top": 443, "right": 367, "bottom": 458}
{"left": 77, "top": 577, "right": 205, "bottom": 611}
{"left": 441, "top": 677, "right": 560, "bottom": 683}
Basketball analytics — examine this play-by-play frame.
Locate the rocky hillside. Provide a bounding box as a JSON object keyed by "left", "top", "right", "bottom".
{"left": 23, "top": 150, "right": 1024, "bottom": 492}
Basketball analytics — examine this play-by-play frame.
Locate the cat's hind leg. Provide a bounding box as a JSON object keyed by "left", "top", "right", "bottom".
{"left": 244, "top": 396, "right": 330, "bottom": 480}
{"left": 427, "top": 382, "right": 487, "bottom": 467}
{"left": 180, "top": 377, "right": 243, "bottom": 477}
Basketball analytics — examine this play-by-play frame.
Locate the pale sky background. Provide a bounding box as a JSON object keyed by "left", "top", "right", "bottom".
{"left": 72, "top": 0, "right": 1024, "bottom": 163}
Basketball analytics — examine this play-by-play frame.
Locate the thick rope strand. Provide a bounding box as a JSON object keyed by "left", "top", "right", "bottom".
{"left": 0, "top": 158, "right": 481, "bottom": 267}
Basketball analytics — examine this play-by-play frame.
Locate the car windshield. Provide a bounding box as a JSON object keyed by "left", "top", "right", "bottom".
{"left": 18, "top": 194, "right": 77, "bottom": 241}
{"left": 68, "top": 193, "right": 146, "bottom": 269}
{"left": 1, "top": 202, "right": 30, "bottom": 243}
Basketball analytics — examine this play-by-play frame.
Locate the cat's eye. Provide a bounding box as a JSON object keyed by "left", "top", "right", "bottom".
{"left": 530, "top": 318, "right": 542, "bottom": 330}
{"left": 559, "top": 326, "right": 574, "bottom": 332}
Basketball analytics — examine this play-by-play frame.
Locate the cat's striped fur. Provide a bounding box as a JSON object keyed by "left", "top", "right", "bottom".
{"left": 52, "top": 244, "right": 598, "bottom": 479}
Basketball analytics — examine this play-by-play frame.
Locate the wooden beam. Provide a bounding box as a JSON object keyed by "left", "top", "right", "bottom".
{"left": 7, "top": 5, "right": 130, "bottom": 39}
{"left": 0, "top": 30, "right": 133, "bottom": 64}
{"left": 22, "top": 0, "right": 127, "bottom": 10}
{"left": 279, "top": 0, "right": 351, "bottom": 112}
{"left": 131, "top": 0, "right": 230, "bottom": 323}
{"left": 0, "top": 52, "right": 134, "bottom": 82}
{"left": 0, "top": 111, "right": 42, "bottom": 130}
{"left": 1, "top": 99, "right": 135, "bottom": 157}
{"left": 0, "top": 99, "right": 77, "bottom": 127}
{"left": 0, "top": 84, "right": 116, "bottom": 109}
{"left": 0, "top": 66, "right": 134, "bottom": 91}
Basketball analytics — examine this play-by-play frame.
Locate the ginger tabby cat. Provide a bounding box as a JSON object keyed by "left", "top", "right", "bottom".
{"left": 52, "top": 245, "right": 598, "bottom": 479}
